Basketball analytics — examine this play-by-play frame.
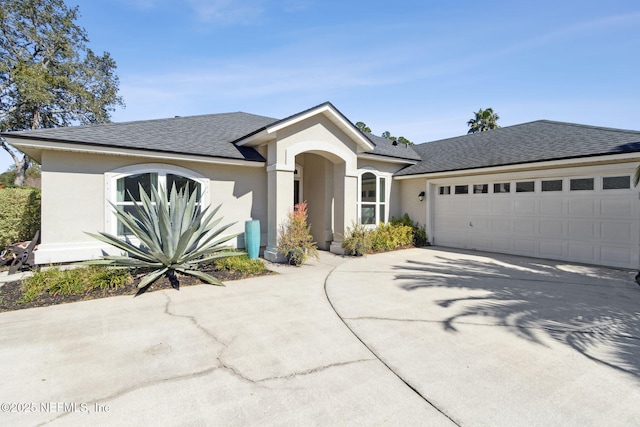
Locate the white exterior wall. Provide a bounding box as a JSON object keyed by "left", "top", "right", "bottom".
{"left": 36, "top": 151, "right": 267, "bottom": 264}
{"left": 396, "top": 178, "right": 428, "bottom": 228}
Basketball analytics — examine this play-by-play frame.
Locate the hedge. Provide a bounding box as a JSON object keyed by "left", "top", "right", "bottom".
{"left": 0, "top": 188, "right": 41, "bottom": 248}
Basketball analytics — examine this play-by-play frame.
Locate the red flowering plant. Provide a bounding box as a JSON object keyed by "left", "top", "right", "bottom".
{"left": 276, "top": 201, "right": 319, "bottom": 265}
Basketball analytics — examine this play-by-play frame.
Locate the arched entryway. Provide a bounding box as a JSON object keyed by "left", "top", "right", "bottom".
{"left": 264, "top": 140, "right": 358, "bottom": 262}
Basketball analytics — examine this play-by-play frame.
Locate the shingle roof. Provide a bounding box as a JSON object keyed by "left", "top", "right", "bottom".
{"left": 364, "top": 133, "right": 422, "bottom": 161}
{"left": 395, "top": 120, "right": 640, "bottom": 176}
{"left": 2, "top": 112, "right": 280, "bottom": 161}
{"left": 1, "top": 102, "right": 424, "bottom": 163}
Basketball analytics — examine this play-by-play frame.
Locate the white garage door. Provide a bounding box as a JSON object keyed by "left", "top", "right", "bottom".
{"left": 433, "top": 174, "right": 639, "bottom": 269}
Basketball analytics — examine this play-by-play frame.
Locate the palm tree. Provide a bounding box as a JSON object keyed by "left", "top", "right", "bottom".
{"left": 467, "top": 108, "right": 500, "bottom": 134}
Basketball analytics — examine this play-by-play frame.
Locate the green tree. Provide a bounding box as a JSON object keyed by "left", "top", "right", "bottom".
{"left": 355, "top": 121, "right": 371, "bottom": 133}
{"left": 467, "top": 108, "right": 500, "bottom": 134}
{"left": 0, "top": 0, "right": 124, "bottom": 186}
{"left": 382, "top": 130, "right": 413, "bottom": 145}
{"left": 0, "top": 163, "right": 41, "bottom": 188}
{"left": 360, "top": 123, "right": 414, "bottom": 145}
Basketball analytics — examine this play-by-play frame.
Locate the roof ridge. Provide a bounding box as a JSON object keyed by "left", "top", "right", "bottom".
{"left": 413, "top": 119, "right": 640, "bottom": 148}
{"left": 3, "top": 111, "right": 281, "bottom": 135}
{"left": 536, "top": 119, "right": 640, "bottom": 134}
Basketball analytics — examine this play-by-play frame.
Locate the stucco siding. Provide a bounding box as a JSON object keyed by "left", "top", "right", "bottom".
{"left": 36, "top": 151, "right": 268, "bottom": 264}
{"left": 40, "top": 151, "right": 107, "bottom": 246}
{"left": 396, "top": 178, "right": 428, "bottom": 227}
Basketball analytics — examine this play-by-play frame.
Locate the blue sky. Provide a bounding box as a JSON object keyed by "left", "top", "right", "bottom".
{"left": 3, "top": 0, "right": 640, "bottom": 170}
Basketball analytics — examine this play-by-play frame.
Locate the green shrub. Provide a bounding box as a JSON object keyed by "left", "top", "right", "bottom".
{"left": 390, "top": 213, "right": 413, "bottom": 228}
{"left": 213, "top": 253, "right": 266, "bottom": 275}
{"left": 370, "top": 223, "right": 413, "bottom": 252}
{"left": 412, "top": 225, "right": 428, "bottom": 247}
{"left": 343, "top": 214, "right": 429, "bottom": 257}
{"left": 21, "top": 266, "right": 133, "bottom": 303}
{"left": 342, "top": 223, "right": 372, "bottom": 256}
{"left": 391, "top": 213, "right": 429, "bottom": 247}
{"left": 0, "top": 188, "right": 41, "bottom": 247}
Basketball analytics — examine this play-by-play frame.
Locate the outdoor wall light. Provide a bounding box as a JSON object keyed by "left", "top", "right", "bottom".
{"left": 418, "top": 191, "right": 425, "bottom": 201}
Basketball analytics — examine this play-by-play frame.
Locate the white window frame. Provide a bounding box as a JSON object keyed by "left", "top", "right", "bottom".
{"left": 357, "top": 169, "right": 391, "bottom": 227}
{"left": 105, "top": 164, "right": 210, "bottom": 237}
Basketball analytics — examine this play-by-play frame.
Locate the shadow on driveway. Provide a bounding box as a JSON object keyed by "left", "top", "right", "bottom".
{"left": 394, "top": 248, "right": 640, "bottom": 379}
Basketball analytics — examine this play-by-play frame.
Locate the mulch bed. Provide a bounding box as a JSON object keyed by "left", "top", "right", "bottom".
{"left": 0, "top": 267, "right": 274, "bottom": 313}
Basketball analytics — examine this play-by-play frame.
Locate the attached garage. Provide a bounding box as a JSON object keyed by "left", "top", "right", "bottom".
{"left": 430, "top": 168, "right": 638, "bottom": 269}
{"left": 395, "top": 120, "right": 640, "bottom": 270}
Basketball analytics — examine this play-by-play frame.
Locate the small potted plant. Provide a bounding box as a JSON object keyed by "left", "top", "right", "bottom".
{"left": 276, "top": 201, "right": 319, "bottom": 266}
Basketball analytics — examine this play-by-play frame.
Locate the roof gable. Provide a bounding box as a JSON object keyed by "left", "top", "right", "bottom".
{"left": 396, "top": 120, "right": 640, "bottom": 176}
{"left": 235, "top": 101, "right": 376, "bottom": 153}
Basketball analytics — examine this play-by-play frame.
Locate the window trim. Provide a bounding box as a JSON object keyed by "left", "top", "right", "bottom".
{"left": 472, "top": 184, "right": 488, "bottom": 194}
{"left": 105, "top": 164, "right": 209, "bottom": 237}
{"left": 541, "top": 179, "right": 563, "bottom": 192}
{"left": 569, "top": 177, "right": 595, "bottom": 191}
{"left": 357, "top": 169, "right": 391, "bottom": 227}
{"left": 515, "top": 181, "right": 535, "bottom": 193}
{"left": 602, "top": 175, "right": 631, "bottom": 190}
{"left": 454, "top": 185, "right": 469, "bottom": 195}
{"left": 493, "top": 182, "right": 511, "bottom": 194}
{"left": 438, "top": 185, "right": 451, "bottom": 195}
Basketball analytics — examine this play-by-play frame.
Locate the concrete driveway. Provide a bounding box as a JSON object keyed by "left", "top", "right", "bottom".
{"left": 326, "top": 248, "right": 640, "bottom": 426}
{"left": 0, "top": 248, "right": 639, "bottom": 426}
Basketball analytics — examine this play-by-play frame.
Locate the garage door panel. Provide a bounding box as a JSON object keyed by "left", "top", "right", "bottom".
{"left": 437, "top": 232, "right": 466, "bottom": 248}
{"left": 568, "top": 243, "right": 596, "bottom": 262}
{"left": 514, "top": 218, "right": 536, "bottom": 235}
{"left": 471, "top": 199, "right": 490, "bottom": 213}
{"left": 540, "top": 240, "right": 564, "bottom": 258}
{"left": 436, "top": 214, "right": 467, "bottom": 231}
{"left": 568, "top": 198, "right": 596, "bottom": 216}
{"left": 491, "top": 199, "right": 511, "bottom": 214}
{"left": 491, "top": 218, "right": 513, "bottom": 233}
{"left": 470, "top": 217, "right": 490, "bottom": 231}
{"left": 515, "top": 199, "right": 536, "bottom": 214}
{"left": 601, "top": 245, "right": 632, "bottom": 265}
{"left": 600, "top": 222, "right": 633, "bottom": 243}
{"left": 450, "top": 199, "right": 468, "bottom": 212}
{"left": 540, "top": 199, "right": 564, "bottom": 215}
{"left": 514, "top": 239, "right": 536, "bottom": 255}
{"left": 568, "top": 220, "right": 597, "bottom": 239}
{"left": 491, "top": 237, "right": 512, "bottom": 251}
{"left": 540, "top": 219, "right": 563, "bottom": 237}
{"left": 470, "top": 236, "right": 490, "bottom": 250}
{"left": 601, "top": 198, "right": 633, "bottom": 217}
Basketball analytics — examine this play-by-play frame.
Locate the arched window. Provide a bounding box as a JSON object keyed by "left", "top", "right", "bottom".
{"left": 358, "top": 170, "right": 389, "bottom": 225}
{"left": 106, "top": 165, "right": 208, "bottom": 236}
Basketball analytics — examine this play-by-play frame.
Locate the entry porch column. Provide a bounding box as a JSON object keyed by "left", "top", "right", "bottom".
{"left": 264, "top": 166, "right": 294, "bottom": 262}
{"left": 329, "top": 163, "right": 358, "bottom": 255}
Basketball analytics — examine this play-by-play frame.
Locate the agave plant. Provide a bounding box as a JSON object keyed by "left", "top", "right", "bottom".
{"left": 86, "top": 183, "right": 243, "bottom": 292}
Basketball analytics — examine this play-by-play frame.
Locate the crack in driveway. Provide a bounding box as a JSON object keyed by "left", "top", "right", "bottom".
{"left": 43, "top": 289, "right": 379, "bottom": 425}
{"left": 255, "top": 358, "right": 376, "bottom": 383}
{"left": 324, "top": 273, "right": 462, "bottom": 426}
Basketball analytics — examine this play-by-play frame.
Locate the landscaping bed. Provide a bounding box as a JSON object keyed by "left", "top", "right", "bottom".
{"left": 0, "top": 257, "right": 273, "bottom": 313}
